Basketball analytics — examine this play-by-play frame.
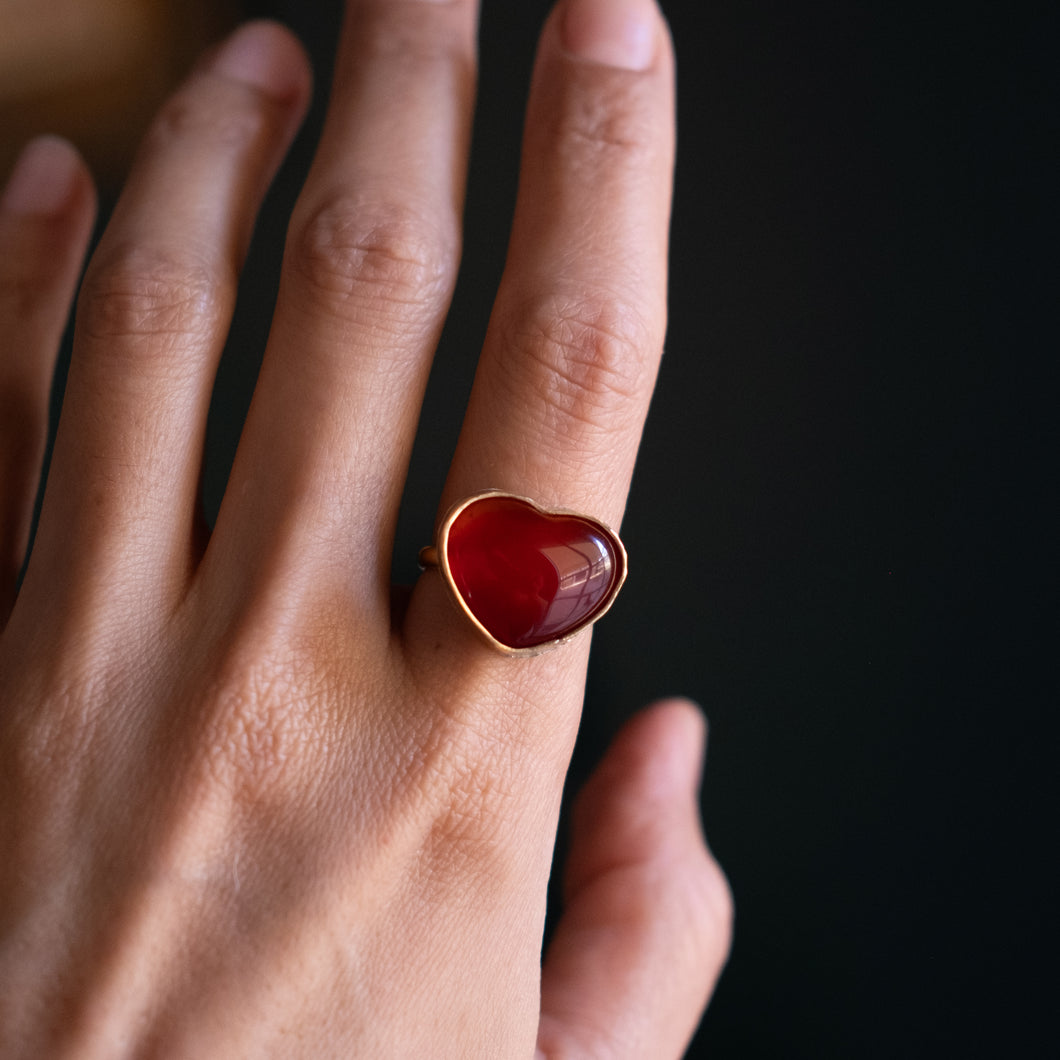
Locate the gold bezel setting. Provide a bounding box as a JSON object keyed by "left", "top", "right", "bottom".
{"left": 419, "top": 490, "right": 628, "bottom": 657}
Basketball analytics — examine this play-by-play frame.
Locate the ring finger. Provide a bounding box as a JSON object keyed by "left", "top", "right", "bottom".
{"left": 23, "top": 23, "right": 310, "bottom": 627}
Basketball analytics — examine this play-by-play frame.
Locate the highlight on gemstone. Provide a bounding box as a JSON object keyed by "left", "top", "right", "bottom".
{"left": 439, "top": 493, "right": 626, "bottom": 652}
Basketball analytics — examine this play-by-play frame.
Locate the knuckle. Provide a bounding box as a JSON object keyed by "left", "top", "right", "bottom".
{"left": 433, "top": 758, "right": 511, "bottom": 857}
{"left": 407, "top": 712, "right": 520, "bottom": 884}
{"left": 691, "top": 847, "right": 735, "bottom": 970}
{"left": 358, "top": 0, "right": 470, "bottom": 66}
{"left": 554, "top": 76, "right": 659, "bottom": 163}
{"left": 288, "top": 194, "right": 456, "bottom": 324}
{"left": 0, "top": 254, "right": 54, "bottom": 325}
{"left": 191, "top": 641, "right": 322, "bottom": 808}
{"left": 145, "top": 82, "right": 271, "bottom": 156}
{"left": 78, "top": 242, "right": 227, "bottom": 347}
{"left": 425, "top": 787, "right": 503, "bottom": 879}
{"left": 503, "top": 290, "right": 657, "bottom": 433}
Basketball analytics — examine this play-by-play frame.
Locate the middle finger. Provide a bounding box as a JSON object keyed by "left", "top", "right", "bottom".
{"left": 212, "top": 0, "right": 479, "bottom": 614}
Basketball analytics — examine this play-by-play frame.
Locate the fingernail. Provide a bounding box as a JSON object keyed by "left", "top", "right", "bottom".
{"left": 562, "top": 0, "right": 658, "bottom": 72}
{"left": 655, "top": 697, "right": 709, "bottom": 792}
{"left": 208, "top": 21, "right": 306, "bottom": 100}
{"left": 1, "top": 136, "right": 80, "bottom": 216}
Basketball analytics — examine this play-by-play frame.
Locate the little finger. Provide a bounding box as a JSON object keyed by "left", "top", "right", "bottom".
{"left": 0, "top": 138, "right": 95, "bottom": 624}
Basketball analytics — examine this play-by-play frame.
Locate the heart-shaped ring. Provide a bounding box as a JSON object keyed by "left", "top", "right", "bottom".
{"left": 419, "top": 490, "right": 628, "bottom": 656}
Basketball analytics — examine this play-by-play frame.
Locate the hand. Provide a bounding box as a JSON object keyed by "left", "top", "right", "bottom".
{"left": 0, "top": 1, "right": 731, "bottom": 1055}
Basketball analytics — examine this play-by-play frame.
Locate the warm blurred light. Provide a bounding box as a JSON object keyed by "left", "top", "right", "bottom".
{"left": 0, "top": 0, "right": 237, "bottom": 192}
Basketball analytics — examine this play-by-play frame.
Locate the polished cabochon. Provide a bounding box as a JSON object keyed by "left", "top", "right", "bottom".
{"left": 428, "top": 491, "right": 628, "bottom": 656}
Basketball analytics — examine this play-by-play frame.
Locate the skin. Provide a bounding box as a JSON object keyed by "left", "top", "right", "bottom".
{"left": 0, "top": 1, "right": 732, "bottom": 1056}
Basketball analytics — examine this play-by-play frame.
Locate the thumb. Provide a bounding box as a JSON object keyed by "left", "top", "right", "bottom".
{"left": 537, "top": 699, "right": 733, "bottom": 1059}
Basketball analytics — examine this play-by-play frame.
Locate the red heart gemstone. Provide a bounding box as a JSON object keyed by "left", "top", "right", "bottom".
{"left": 442, "top": 494, "right": 626, "bottom": 652}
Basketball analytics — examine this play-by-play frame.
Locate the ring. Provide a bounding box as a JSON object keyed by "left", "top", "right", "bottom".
{"left": 419, "top": 490, "right": 628, "bottom": 656}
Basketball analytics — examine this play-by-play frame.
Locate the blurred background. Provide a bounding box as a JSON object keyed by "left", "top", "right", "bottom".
{"left": 2, "top": 0, "right": 1052, "bottom": 1056}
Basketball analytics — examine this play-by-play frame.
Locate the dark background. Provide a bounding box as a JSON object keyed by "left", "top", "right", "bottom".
{"left": 27, "top": 0, "right": 1056, "bottom": 1055}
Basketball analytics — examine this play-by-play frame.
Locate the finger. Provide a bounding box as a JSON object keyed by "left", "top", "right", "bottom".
{"left": 0, "top": 138, "right": 95, "bottom": 625}
{"left": 404, "top": 0, "right": 673, "bottom": 681}
{"left": 24, "top": 23, "right": 310, "bottom": 624}
{"left": 537, "top": 700, "right": 733, "bottom": 1059}
{"left": 210, "top": 0, "right": 478, "bottom": 612}
{"left": 442, "top": 0, "right": 675, "bottom": 530}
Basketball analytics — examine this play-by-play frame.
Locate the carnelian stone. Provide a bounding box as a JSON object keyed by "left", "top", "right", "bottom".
{"left": 445, "top": 495, "right": 622, "bottom": 650}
